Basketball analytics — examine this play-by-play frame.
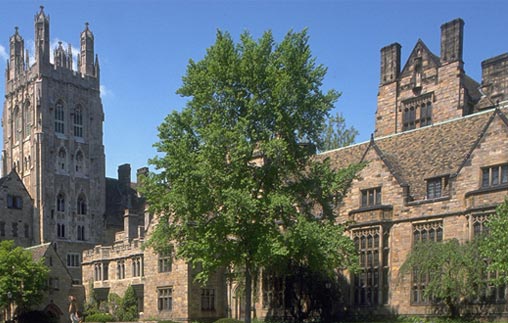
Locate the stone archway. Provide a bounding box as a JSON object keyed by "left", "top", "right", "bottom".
{"left": 44, "top": 302, "right": 63, "bottom": 322}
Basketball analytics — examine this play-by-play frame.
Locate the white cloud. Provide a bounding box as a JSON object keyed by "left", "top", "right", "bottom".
{"left": 0, "top": 44, "right": 8, "bottom": 61}
{"left": 100, "top": 85, "right": 113, "bottom": 98}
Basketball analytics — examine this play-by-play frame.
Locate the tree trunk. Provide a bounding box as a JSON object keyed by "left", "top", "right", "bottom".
{"left": 245, "top": 262, "right": 252, "bottom": 323}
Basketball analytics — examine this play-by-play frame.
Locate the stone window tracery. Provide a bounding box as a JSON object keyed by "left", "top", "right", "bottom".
{"left": 57, "top": 148, "right": 67, "bottom": 171}
{"left": 77, "top": 225, "right": 85, "bottom": 241}
{"left": 75, "top": 150, "right": 84, "bottom": 174}
{"left": 117, "top": 260, "right": 125, "bottom": 279}
{"left": 14, "top": 106, "right": 21, "bottom": 142}
{"left": 73, "top": 105, "right": 83, "bottom": 138}
{"left": 24, "top": 101, "right": 31, "bottom": 136}
{"left": 353, "top": 227, "right": 389, "bottom": 306}
{"left": 77, "top": 194, "right": 87, "bottom": 215}
{"left": 57, "top": 193, "right": 65, "bottom": 212}
{"left": 411, "top": 221, "right": 443, "bottom": 304}
{"left": 402, "top": 94, "right": 433, "bottom": 132}
{"left": 55, "top": 100, "right": 65, "bottom": 134}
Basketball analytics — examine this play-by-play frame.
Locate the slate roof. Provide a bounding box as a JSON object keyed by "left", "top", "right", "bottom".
{"left": 105, "top": 178, "right": 145, "bottom": 228}
{"left": 319, "top": 107, "right": 507, "bottom": 201}
{"left": 26, "top": 242, "right": 52, "bottom": 261}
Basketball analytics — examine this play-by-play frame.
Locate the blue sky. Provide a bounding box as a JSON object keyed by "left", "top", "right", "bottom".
{"left": 1, "top": 0, "right": 507, "bottom": 179}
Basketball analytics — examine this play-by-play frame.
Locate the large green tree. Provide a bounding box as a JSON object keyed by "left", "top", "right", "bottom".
{"left": 319, "top": 112, "right": 358, "bottom": 152}
{"left": 401, "top": 239, "right": 484, "bottom": 317}
{"left": 480, "top": 199, "right": 508, "bottom": 286}
{"left": 0, "top": 240, "right": 49, "bottom": 315}
{"left": 144, "top": 29, "right": 360, "bottom": 323}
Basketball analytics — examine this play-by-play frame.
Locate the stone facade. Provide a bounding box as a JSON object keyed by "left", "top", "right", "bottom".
{"left": 82, "top": 209, "right": 227, "bottom": 322}
{"left": 27, "top": 242, "right": 83, "bottom": 323}
{"left": 2, "top": 6, "right": 106, "bottom": 284}
{"left": 3, "top": 8, "right": 508, "bottom": 322}
{"left": 375, "top": 19, "right": 485, "bottom": 138}
{"left": 317, "top": 17, "right": 508, "bottom": 317}
{"left": 0, "top": 171, "right": 34, "bottom": 247}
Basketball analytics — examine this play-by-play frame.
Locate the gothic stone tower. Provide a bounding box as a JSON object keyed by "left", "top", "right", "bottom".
{"left": 2, "top": 7, "right": 106, "bottom": 282}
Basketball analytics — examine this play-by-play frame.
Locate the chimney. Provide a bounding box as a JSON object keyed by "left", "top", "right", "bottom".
{"left": 123, "top": 208, "right": 138, "bottom": 241}
{"left": 118, "top": 164, "right": 131, "bottom": 188}
{"left": 136, "top": 167, "right": 149, "bottom": 186}
{"left": 440, "top": 18, "right": 464, "bottom": 64}
{"left": 380, "top": 43, "right": 401, "bottom": 84}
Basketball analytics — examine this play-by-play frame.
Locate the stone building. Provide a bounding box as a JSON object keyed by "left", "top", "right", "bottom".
{"left": 3, "top": 7, "right": 508, "bottom": 322}
{"left": 27, "top": 242, "right": 82, "bottom": 323}
{"left": 2, "top": 6, "right": 105, "bottom": 284}
{"left": 0, "top": 171, "right": 34, "bottom": 247}
{"left": 82, "top": 168, "right": 228, "bottom": 322}
{"left": 312, "top": 18, "right": 508, "bottom": 317}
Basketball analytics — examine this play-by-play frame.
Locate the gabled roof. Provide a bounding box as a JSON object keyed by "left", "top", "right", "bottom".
{"left": 400, "top": 39, "right": 441, "bottom": 77}
{"left": 320, "top": 108, "right": 506, "bottom": 201}
{"left": 26, "top": 242, "right": 52, "bottom": 261}
{"left": 0, "top": 170, "right": 32, "bottom": 198}
{"left": 26, "top": 242, "right": 74, "bottom": 279}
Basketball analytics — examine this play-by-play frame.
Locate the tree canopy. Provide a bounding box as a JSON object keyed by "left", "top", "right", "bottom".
{"left": 144, "top": 29, "right": 361, "bottom": 323}
{"left": 318, "top": 112, "right": 358, "bottom": 152}
{"left": 401, "top": 239, "right": 484, "bottom": 317}
{"left": 480, "top": 199, "right": 508, "bottom": 286}
{"left": 0, "top": 240, "right": 49, "bottom": 313}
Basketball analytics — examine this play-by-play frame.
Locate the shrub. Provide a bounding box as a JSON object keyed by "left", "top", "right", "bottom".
{"left": 119, "top": 285, "right": 138, "bottom": 321}
{"left": 18, "top": 310, "right": 58, "bottom": 323}
{"left": 213, "top": 318, "right": 244, "bottom": 323}
{"left": 84, "top": 312, "right": 115, "bottom": 322}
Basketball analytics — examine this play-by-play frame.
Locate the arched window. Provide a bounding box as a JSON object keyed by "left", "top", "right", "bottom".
{"left": 73, "top": 105, "right": 83, "bottom": 138}
{"left": 14, "top": 106, "right": 21, "bottom": 142}
{"left": 57, "top": 193, "right": 65, "bottom": 212}
{"left": 24, "top": 101, "right": 31, "bottom": 136}
{"left": 77, "top": 194, "right": 87, "bottom": 215}
{"left": 55, "top": 100, "right": 65, "bottom": 134}
{"left": 57, "top": 148, "right": 67, "bottom": 171}
{"left": 75, "top": 150, "right": 84, "bottom": 173}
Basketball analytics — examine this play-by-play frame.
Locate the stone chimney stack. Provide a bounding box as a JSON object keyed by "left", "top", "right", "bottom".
{"left": 380, "top": 43, "right": 401, "bottom": 85}
{"left": 123, "top": 209, "right": 138, "bottom": 241}
{"left": 440, "top": 18, "right": 464, "bottom": 64}
{"left": 118, "top": 164, "right": 131, "bottom": 188}
{"left": 136, "top": 167, "right": 149, "bottom": 186}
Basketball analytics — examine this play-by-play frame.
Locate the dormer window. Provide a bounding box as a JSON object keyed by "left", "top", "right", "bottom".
{"left": 481, "top": 164, "right": 508, "bottom": 188}
{"left": 426, "top": 176, "right": 449, "bottom": 199}
{"left": 361, "top": 187, "right": 382, "bottom": 207}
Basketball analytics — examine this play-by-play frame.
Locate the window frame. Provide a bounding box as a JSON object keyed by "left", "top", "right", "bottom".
{"left": 481, "top": 164, "right": 508, "bottom": 188}
{"left": 361, "top": 187, "right": 382, "bottom": 208}
{"left": 157, "top": 287, "right": 173, "bottom": 312}
{"left": 411, "top": 221, "right": 443, "bottom": 305}
{"left": 67, "top": 253, "right": 81, "bottom": 268}
{"left": 201, "top": 288, "right": 215, "bottom": 311}
{"left": 158, "top": 251, "right": 172, "bottom": 273}
{"left": 55, "top": 100, "right": 65, "bottom": 134}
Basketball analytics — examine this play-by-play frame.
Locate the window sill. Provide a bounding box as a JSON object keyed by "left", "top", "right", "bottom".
{"left": 349, "top": 204, "right": 393, "bottom": 216}
{"left": 406, "top": 195, "right": 450, "bottom": 206}
{"left": 465, "top": 184, "right": 508, "bottom": 198}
